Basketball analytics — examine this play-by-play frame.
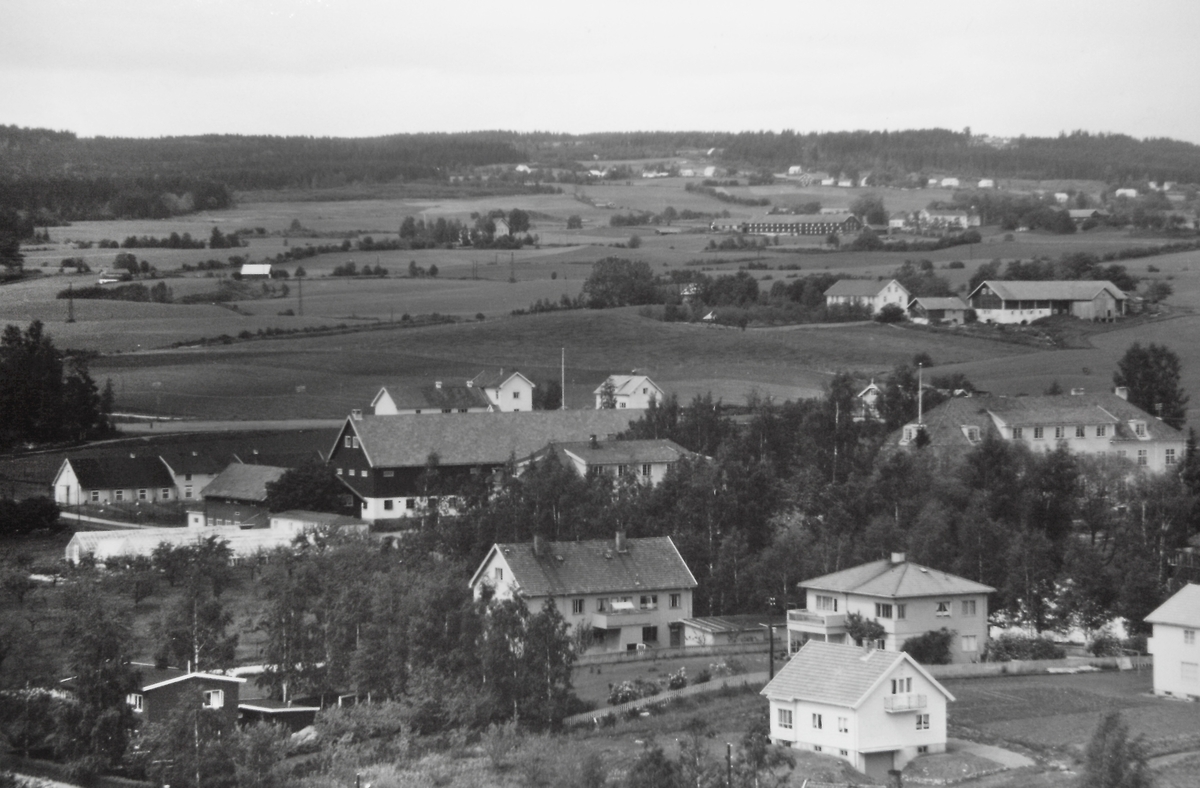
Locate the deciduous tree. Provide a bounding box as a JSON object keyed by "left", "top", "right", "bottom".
{"left": 1113, "top": 342, "right": 1189, "bottom": 429}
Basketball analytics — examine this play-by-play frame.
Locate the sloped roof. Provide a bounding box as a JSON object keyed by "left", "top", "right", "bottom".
{"left": 346, "top": 410, "right": 636, "bottom": 468}
{"left": 761, "top": 641, "right": 953, "bottom": 707}
{"left": 554, "top": 438, "right": 695, "bottom": 466}
{"left": 202, "top": 463, "right": 288, "bottom": 502}
{"left": 910, "top": 297, "right": 968, "bottom": 311}
{"left": 749, "top": 213, "right": 856, "bottom": 224}
{"left": 469, "top": 370, "right": 534, "bottom": 390}
{"left": 969, "top": 280, "right": 1125, "bottom": 302}
{"left": 65, "top": 525, "right": 303, "bottom": 562}
{"left": 376, "top": 383, "right": 491, "bottom": 410}
{"left": 824, "top": 279, "right": 896, "bottom": 298}
{"left": 1145, "top": 583, "right": 1200, "bottom": 628}
{"left": 65, "top": 457, "right": 175, "bottom": 490}
{"left": 472, "top": 536, "right": 697, "bottom": 596}
{"left": 159, "top": 452, "right": 227, "bottom": 477}
{"left": 803, "top": 557, "right": 994, "bottom": 598}
{"left": 594, "top": 374, "right": 661, "bottom": 397}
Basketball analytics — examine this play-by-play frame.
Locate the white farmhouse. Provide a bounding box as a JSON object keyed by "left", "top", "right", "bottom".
{"left": 595, "top": 374, "right": 665, "bottom": 409}
{"left": 823, "top": 279, "right": 910, "bottom": 315}
{"left": 763, "top": 641, "right": 955, "bottom": 782}
{"left": 1146, "top": 583, "right": 1200, "bottom": 699}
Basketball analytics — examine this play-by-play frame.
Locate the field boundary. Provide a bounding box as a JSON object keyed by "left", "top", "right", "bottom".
{"left": 565, "top": 671, "right": 768, "bottom": 727}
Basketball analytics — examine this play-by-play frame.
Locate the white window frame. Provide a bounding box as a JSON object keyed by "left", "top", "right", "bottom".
{"left": 896, "top": 603, "right": 906, "bottom": 620}
{"left": 1055, "top": 426, "right": 1065, "bottom": 439}
{"left": 875, "top": 603, "right": 893, "bottom": 619}
{"left": 572, "top": 598, "right": 585, "bottom": 615}
{"left": 936, "top": 601, "right": 951, "bottom": 617}
{"left": 962, "top": 635, "right": 978, "bottom": 652}
{"left": 203, "top": 689, "right": 224, "bottom": 709}
{"left": 90, "top": 490, "right": 99, "bottom": 502}
{"left": 1097, "top": 425, "right": 1107, "bottom": 437}
{"left": 916, "top": 713, "right": 930, "bottom": 730}
{"left": 1033, "top": 427, "right": 1044, "bottom": 440}
{"left": 494, "top": 567, "right": 503, "bottom": 581}
{"left": 1011, "top": 427, "right": 1023, "bottom": 440}
{"left": 812, "top": 713, "right": 822, "bottom": 729}
{"left": 838, "top": 716, "right": 848, "bottom": 733}
{"left": 1076, "top": 425, "right": 1086, "bottom": 438}
{"left": 137, "top": 489, "right": 148, "bottom": 501}
{"left": 778, "top": 708, "right": 793, "bottom": 729}
{"left": 962, "top": 599, "right": 976, "bottom": 616}
{"left": 669, "top": 593, "right": 681, "bottom": 609}
{"left": 1185, "top": 630, "right": 1195, "bottom": 645}
{"left": 127, "top": 693, "right": 143, "bottom": 712}
{"left": 1137, "top": 450, "right": 1148, "bottom": 466}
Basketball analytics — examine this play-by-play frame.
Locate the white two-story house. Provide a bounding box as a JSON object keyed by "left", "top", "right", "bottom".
{"left": 594, "top": 374, "right": 665, "bottom": 410}
{"left": 469, "top": 532, "right": 697, "bottom": 652}
{"left": 787, "top": 553, "right": 994, "bottom": 664}
{"left": 522, "top": 437, "right": 698, "bottom": 487}
{"left": 823, "top": 279, "right": 910, "bottom": 316}
{"left": 1146, "top": 583, "right": 1200, "bottom": 699}
{"left": 763, "top": 641, "right": 955, "bottom": 782}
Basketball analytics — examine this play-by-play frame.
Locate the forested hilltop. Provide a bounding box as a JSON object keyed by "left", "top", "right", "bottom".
{"left": 4, "top": 125, "right": 1200, "bottom": 229}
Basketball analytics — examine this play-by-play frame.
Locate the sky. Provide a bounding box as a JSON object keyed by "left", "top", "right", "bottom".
{"left": 5, "top": 0, "right": 1200, "bottom": 143}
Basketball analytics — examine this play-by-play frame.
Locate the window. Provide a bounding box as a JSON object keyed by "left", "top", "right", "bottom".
{"left": 1137, "top": 450, "right": 1148, "bottom": 466}
{"left": 138, "top": 489, "right": 148, "bottom": 501}
{"left": 916, "top": 714, "right": 929, "bottom": 730}
{"left": 917, "top": 746, "right": 929, "bottom": 754}
{"left": 336, "top": 468, "right": 342, "bottom": 475}
{"left": 90, "top": 490, "right": 99, "bottom": 502}
{"left": 597, "top": 598, "right": 607, "bottom": 612}
{"left": 1055, "top": 426, "right": 1065, "bottom": 439}
{"left": 838, "top": 716, "right": 848, "bottom": 733}
{"left": 840, "top": 749, "right": 849, "bottom": 756}
{"left": 383, "top": 500, "right": 393, "bottom": 511}
{"left": 618, "top": 465, "right": 629, "bottom": 477}
{"left": 1033, "top": 427, "right": 1044, "bottom": 440}
{"left": 669, "top": 593, "right": 681, "bottom": 609}
{"left": 962, "top": 600, "right": 976, "bottom": 616}
{"left": 815, "top": 595, "right": 838, "bottom": 612}
{"left": 896, "top": 604, "right": 906, "bottom": 620}
{"left": 813, "top": 745, "right": 822, "bottom": 753}
{"left": 344, "top": 436, "right": 352, "bottom": 448}
{"left": 642, "top": 625, "right": 658, "bottom": 642}
{"left": 891, "top": 677, "right": 912, "bottom": 694}
{"left": 1136, "top": 422, "right": 1146, "bottom": 437}
{"left": 185, "top": 473, "right": 192, "bottom": 482}
{"left": 184, "top": 486, "right": 193, "bottom": 499}
{"left": 639, "top": 595, "right": 658, "bottom": 609}
{"left": 962, "top": 635, "right": 978, "bottom": 652}
{"left": 1097, "top": 425, "right": 1107, "bottom": 437}
{"left": 360, "top": 469, "right": 368, "bottom": 477}
{"left": 352, "top": 437, "right": 359, "bottom": 448}
{"left": 1012, "top": 427, "right": 1023, "bottom": 440}
{"left": 1167, "top": 449, "right": 1177, "bottom": 465}
{"left": 1185, "top": 630, "right": 1195, "bottom": 645}
{"left": 203, "top": 690, "right": 224, "bottom": 709}
{"left": 161, "top": 488, "right": 171, "bottom": 499}
{"left": 875, "top": 603, "right": 893, "bottom": 619}
{"left": 384, "top": 470, "right": 395, "bottom": 477}
{"left": 903, "top": 427, "right": 915, "bottom": 443}
{"left": 573, "top": 599, "right": 585, "bottom": 615}
{"left": 777, "top": 709, "right": 793, "bottom": 729}
{"left": 494, "top": 567, "right": 503, "bottom": 581}
{"left": 642, "top": 463, "right": 652, "bottom": 477}
{"left": 405, "top": 498, "right": 415, "bottom": 510}
{"left": 115, "top": 490, "right": 124, "bottom": 502}
{"left": 936, "top": 601, "right": 951, "bottom": 617}
{"left": 1076, "top": 426, "right": 1086, "bottom": 438}
{"left": 1184, "top": 662, "right": 1199, "bottom": 682}
{"left": 966, "top": 426, "right": 980, "bottom": 443}
{"left": 512, "top": 391, "right": 520, "bottom": 399}
{"left": 812, "top": 713, "right": 823, "bottom": 729}
{"left": 127, "top": 693, "right": 143, "bottom": 712}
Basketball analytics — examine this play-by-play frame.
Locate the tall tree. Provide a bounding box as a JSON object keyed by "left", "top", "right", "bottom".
{"left": 264, "top": 460, "right": 347, "bottom": 513}
{"left": 1113, "top": 342, "right": 1189, "bottom": 429}
{"left": 1082, "top": 712, "right": 1152, "bottom": 788}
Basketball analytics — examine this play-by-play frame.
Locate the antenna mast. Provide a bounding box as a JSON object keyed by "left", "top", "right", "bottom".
{"left": 917, "top": 363, "right": 924, "bottom": 425}
{"left": 561, "top": 347, "right": 566, "bottom": 410}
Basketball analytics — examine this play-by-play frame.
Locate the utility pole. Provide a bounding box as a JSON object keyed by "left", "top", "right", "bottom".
{"left": 67, "top": 282, "right": 75, "bottom": 323}
{"left": 561, "top": 348, "right": 566, "bottom": 410}
{"left": 297, "top": 273, "right": 303, "bottom": 316}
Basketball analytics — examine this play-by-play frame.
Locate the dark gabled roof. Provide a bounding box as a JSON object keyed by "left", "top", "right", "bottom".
{"left": 761, "top": 641, "right": 953, "bottom": 707}
{"left": 824, "top": 279, "right": 902, "bottom": 298}
{"left": 65, "top": 457, "right": 175, "bottom": 490}
{"left": 344, "top": 410, "right": 637, "bottom": 468}
{"left": 202, "top": 463, "right": 288, "bottom": 502}
{"left": 473, "top": 536, "right": 697, "bottom": 596}
{"left": 469, "top": 369, "right": 534, "bottom": 390}
{"left": 376, "top": 383, "right": 491, "bottom": 411}
{"left": 968, "top": 280, "right": 1125, "bottom": 302}
{"left": 551, "top": 438, "right": 697, "bottom": 466}
{"left": 909, "top": 297, "right": 968, "bottom": 311}
{"left": 803, "top": 558, "right": 995, "bottom": 598}
{"left": 158, "top": 452, "right": 227, "bottom": 477}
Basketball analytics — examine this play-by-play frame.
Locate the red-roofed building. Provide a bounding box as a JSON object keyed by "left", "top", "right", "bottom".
{"left": 788, "top": 553, "right": 994, "bottom": 664}
{"left": 762, "top": 641, "right": 955, "bottom": 781}
{"left": 469, "top": 532, "right": 697, "bottom": 652}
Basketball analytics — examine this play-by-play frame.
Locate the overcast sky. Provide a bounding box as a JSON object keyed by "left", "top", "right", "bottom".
{"left": 5, "top": 0, "right": 1200, "bottom": 143}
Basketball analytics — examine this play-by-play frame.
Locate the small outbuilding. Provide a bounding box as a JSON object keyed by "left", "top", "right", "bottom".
{"left": 1146, "top": 583, "right": 1200, "bottom": 699}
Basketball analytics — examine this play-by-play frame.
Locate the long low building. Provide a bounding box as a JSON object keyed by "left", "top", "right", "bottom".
{"left": 967, "top": 280, "right": 1125, "bottom": 324}
{"left": 732, "top": 213, "right": 863, "bottom": 236}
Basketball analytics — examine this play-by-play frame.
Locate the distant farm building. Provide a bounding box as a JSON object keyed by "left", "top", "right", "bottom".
{"left": 939, "top": 177, "right": 960, "bottom": 188}
{"left": 967, "top": 280, "right": 1125, "bottom": 324}
{"left": 1114, "top": 188, "right": 1139, "bottom": 199}
{"left": 240, "top": 263, "right": 273, "bottom": 278}
{"left": 787, "top": 165, "right": 803, "bottom": 175}
{"left": 907, "top": 296, "right": 969, "bottom": 325}
{"left": 978, "top": 178, "right": 995, "bottom": 189}
{"left": 594, "top": 374, "right": 665, "bottom": 409}
{"left": 824, "top": 279, "right": 910, "bottom": 315}
{"left": 735, "top": 214, "right": 862, "bottom": 237}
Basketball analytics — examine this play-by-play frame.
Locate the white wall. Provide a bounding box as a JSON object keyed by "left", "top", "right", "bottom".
{"left": 1148, "top": 623, "right": 1200, "bottom": 698}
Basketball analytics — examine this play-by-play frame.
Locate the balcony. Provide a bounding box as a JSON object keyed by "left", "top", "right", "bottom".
{"left": 592, "top": 606, "right": 656, "bottom": 629}
{"left": 787, "top": 609, "right": 846, "bottom": 631}
{"left": 883, "top": 694, "right": 927, "bottom": 713}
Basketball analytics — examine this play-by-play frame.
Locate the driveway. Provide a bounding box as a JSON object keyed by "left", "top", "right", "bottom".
{"left": 946, "top": 738, "right": 1036, "bottom": 769}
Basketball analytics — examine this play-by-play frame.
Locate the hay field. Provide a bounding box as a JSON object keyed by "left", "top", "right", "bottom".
{"left": 88, "top": 309, "right": 1035, "bottom": 419}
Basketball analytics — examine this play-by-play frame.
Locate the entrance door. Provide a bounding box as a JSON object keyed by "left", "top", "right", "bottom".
{"left": 862, "top": 751, "right": 895, "bottom": 783}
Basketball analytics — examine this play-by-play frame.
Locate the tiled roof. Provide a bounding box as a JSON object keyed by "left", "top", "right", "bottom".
{"left": 348, "top": 410, "right": 636, "bottom": 468}
{"left": 762, "top": 641, "right": 952, "bottom": 707}
{"left": 803, "top": 558, "right": 995, "bottom": 598}
{"left": 594, "top": 375, "right": 660, "bottom": 397}
{"left": 1145, "top": 583, "right": 1200, "bottom": 628}
{"left": 824, "top": 279, "right": 896, "bottom": 298}
{"left": 469, "top": 370, "right": 533, "bottom": 390}
{"left": 202, "top": 463, "right": 288, "bottom": 502}
{"left": 910, "top": 297, "right": 967, "bottom": 311}
{"left": 970, "top": 280, "right": 1125, "bottom": 302}
{"left": 67, "top": 457, "right": 175, "bottom": 490}
{"left": 477, "top": 536, "right": 697, "bottom": 596}
{"left": 377, "top": 383, "right": 491, "bottom": 411}
{"left": 554, "top": 438, "right": 695, "bottom": 466}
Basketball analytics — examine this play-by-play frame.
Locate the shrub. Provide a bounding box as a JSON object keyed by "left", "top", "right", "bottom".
{"left": 1089, "top": 631, "right": 1124, "bottom": 657}
{"left": 982, "top": 633, "right": 1066, "bottom": 662}
{"left": 947, "top": 260, "right": 965, "bottom": 269}
{"left": 876, "top": 303, "right": 906, "bottom": 323}
{"left": 608, "top": 678, "right": 660, "bottom": 705}
{"left": 901, "top": 628, "right": 954, "bottom": 664}
{"left": 694, "top": 668, "right": 711, "bottom": 684}
{"left": 666, "top": 667, "right": 688, "bottom": 690}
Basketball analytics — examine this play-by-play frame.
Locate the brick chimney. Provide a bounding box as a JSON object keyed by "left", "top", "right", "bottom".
{"left": 1114, "top": 386, "right": 1129, "bottom": 401}
{"left": 589, "top": 434, "right": 599, "bottom": 449}
{"left": 351, "top": 409, "right": 362, "bottom": 420}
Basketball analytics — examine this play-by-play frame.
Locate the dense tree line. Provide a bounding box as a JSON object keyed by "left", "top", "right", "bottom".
{"left": 0, "top": 321, "right": 113, "bottom": 449}
{"left": 968, "top": 252, "right": 1140, "bottom": 293}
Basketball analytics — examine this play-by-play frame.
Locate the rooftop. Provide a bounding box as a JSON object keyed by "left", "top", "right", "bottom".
{"left": 1145, "top": 583, "right": 1200, "bottom": 629}
{"left": 802, "top": 557, "right": 995, "bottom": 598}
{"left": 375, "top": 383, "right": 491, "bottom": 411}
{"left": 761, "top": 641, "right": 953, "bottom": 707}
{"left": 472, "top": 535, "right": 697, "bottom": 597}
{"left": 64, "top": 456, "right": 176, "bottom": 490}
{"left": 552, "top": 438, "right": 696, "bottom": 466}
{"left": 201, "top": 463, "right": 288, "bottom": 502}
{"left": 969, "top": 280, "right": 1125, "bottom": 302}
{"left": 824, "top": 279, "right": 899, "bottom": 298}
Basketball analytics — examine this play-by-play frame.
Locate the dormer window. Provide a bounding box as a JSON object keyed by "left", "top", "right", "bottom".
{"left": 962, "top": 426, "right": 981, "bottom": 444}
{"left": 1134, "top": 422, "right": 1146, "bottom": 437}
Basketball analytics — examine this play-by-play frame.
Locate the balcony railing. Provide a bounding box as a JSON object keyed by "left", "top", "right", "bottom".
{"left": 592, "top": 609, "right": 655, "bottom": 628}
{"left": 787, "top": 610, "right": 846, "bottom": 629}
{"left": 883, "top": 693, "right": 927, "bottom": 712}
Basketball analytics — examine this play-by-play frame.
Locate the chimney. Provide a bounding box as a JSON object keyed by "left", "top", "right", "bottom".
{"left": 615, "top": 530, "right": 627, "bottom": 552}
{"left": 589, "top": 434, "right": 599, "bottom": 449}
{"left": 435, "top": 381, "right": 442, "bottom": 389}
{"left": 533, "top": 534, "right": 546, "bottom": 557}
{"left": 1114, "top": 386, "right": 1129, "bottom": 401}
{"left": 890, "top": 552, "right": 906, "bottom": 565}
{"left": 351, "top": 409, "right": 362, "bottom": 420}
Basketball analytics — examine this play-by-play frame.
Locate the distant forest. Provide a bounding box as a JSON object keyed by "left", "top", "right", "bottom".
{"left": 3, "top": 125, "right": 1200, "bottom": 235}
